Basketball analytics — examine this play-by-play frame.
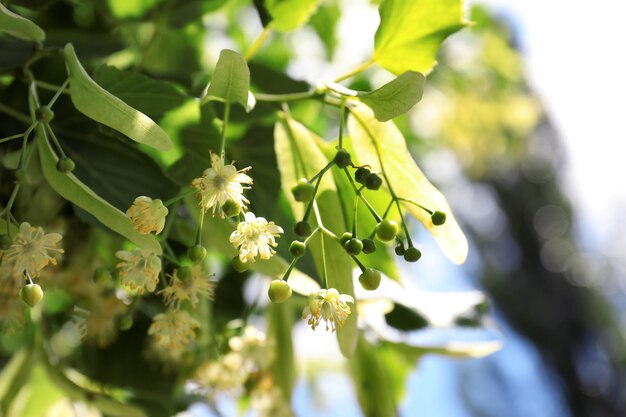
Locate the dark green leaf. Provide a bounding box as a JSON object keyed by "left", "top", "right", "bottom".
{"left": 358, "top": 71, "right": 425, "bottom": 121}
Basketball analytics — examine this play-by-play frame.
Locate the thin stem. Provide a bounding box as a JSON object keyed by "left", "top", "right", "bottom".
{"left": 334, "top": 58, "right": 376, "bottom": 83}
{"left": 282, "top": 258, "right": 298, "bottom": 281}
{"left": 47, "top": 79, "right": 70, "bottom": 108}
{"left": 394, "top": 199, "right": 413, "bottom": 247}
{"left": 0, "top": 132, "right": 25, "bottom": 144}
{"left": 351, "top": 195, "right": 359, "bottom": 237}
{"left": 0, "top": 185, "right": 21, "bottom": 217}
{"left": 382, "top": 198, "right": 394, "bottom": 218}
{"left": 254, "top": 90, "right": 320, "bottom": 102}
{"left": 159, "top": 201, "right": 179, "bottom": 241}
{"left": 44, "top": 123, "right": 67, "bottom": 158}
{"left": 319, "top": 219, "right": 329, "bottom": 290}
{"left": 196, "top": 209, "right": 205, "bottom": 246}
{"left": 244, "top": 27, "right": 271, "bottom": 61}
{"left": 0, "top": 103, "right": 30, "bottom": 124}
{"left": 308, "top": 160, "right": 334, "bottom": 183}
{"left": 342, "top": 168, "right": 381, "bottom": 222}
{"left": 163, "top": 189, "right": 195, "bottom": 206}
{"left": 349, "top": 254, "right": 367, "bottom": 272}
{"left": 338, "top": 100, "right": 346, "bottom": 149}
{"left": 396, "top": 197, "right": 433, "bottom": 215}
{"left": 219, "top": 102, "right": 231, "bottom": 156}
{"left": 302, "top": 174, "right": 324, "bottom": 222}
{"left": 34, "top": 80, "right": 69, "bottom": 96}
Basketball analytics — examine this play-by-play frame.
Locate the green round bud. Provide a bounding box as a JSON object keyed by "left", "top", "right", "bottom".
{"left": 359, "top": 268, "right": 381, "bottom": 291}
{"left": 93, "top": 268, "right": 113, "bottom": 285}
{"left": 362, "top": 238, "right": 376, "bottom": 254}
{"left": 339, "top": 232, "right": 352, "bottom": 246}
{"left": 395, "top": 244, "right": 405, "bottom": 256}
{"left": 365, "top": 173, "right": 383, "bottom": 190}
{"left": 188, "top": 245, "right": 207, "bottom": 263}
{"left": 56, "top": 157, "right": 75, "bottom": 174}
{"left": 334, "top": 149, "right": 352, "bottom": 168}
{"left": 36, "top": 106, "right": 54, "bottom": 123}
{"left": 289, "top": 240, "right": 306, "bottom": 258}
{"left": 403, "top": 247, "right": 422, "bottom": 262}
{"left": 119, "top": 315, "right": 133, "bottom": 331}
{"left": 375, "top": 219, "right": 399, "bottom": 242}
{"left": 344, "top": 238, "right": 363, "bottom": 255}
{"left": 232, "top": 256, "right": 250, "bottom": 273}
{"left": 294, "top": 221, "right": 312, "bottom": 237}
{"left": 14, "top": 168, "right": 27, "bottom": 184}
{"left": 177, "top": 266, "right": 193, "bottom": 281}
{"left": 431, "top": 210, "right": 447, "bottom": 226}
{"left": 354, "top": 167, "right": 370, "bottom": 184}
{"left": 20, "top": 283, "right": 44, "bottom": 308}
{"left": 222, "top": 199, "right": 241, "bottom": 217}
{"left": 291, "top": 178, "right": 315, "bottom": 202}
{"left": 268, "top": 280, "right": 292, "bottom": 303}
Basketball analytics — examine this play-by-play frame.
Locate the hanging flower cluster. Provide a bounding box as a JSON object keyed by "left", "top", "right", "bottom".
{"left": 302, "top": 288, "right": 355, "bottom": 332}
{"left": 116, "top": 248, "right": 162, "bottom": 294}
{"left": 158, "top": 265, "right": 216, "bottom": 310}
{"left": 148, "top": 309, "right": 200, "bottom": 360}
{"left": 126, "top": 196, "right": 168, "bottom": 235}
{"left": 1, "top": 222, "right": 63, "bottom": 278}
{"left": 229, "top": 212, "right": 284, "bottom": 264}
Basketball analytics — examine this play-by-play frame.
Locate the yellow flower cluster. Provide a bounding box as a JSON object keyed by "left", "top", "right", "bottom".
{"left": 302, "top": 288, "right": 354, "bottom": 332}
{"left": 158, "top": 266, "right": 215, "bottom": 310}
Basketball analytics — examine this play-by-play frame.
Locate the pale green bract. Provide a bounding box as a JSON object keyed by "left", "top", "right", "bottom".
{"left": 0, "top": 3, "right": 45, "bottom": 42}
{"left": 347, "top": 101, "right": 469, "bottom": 264}
{"left": 265, "top": 0, "right": 320, "bottom": 32}
{"left": 36, "top": 125, "right": 163, "bottom": 255}
{"left": 203, "top": 49, "right": 253, "bottom": 111}
{"left": 274, "top": 115, "right": 358, "bottom": 357}
{"left": 374, "top": 0, "right": 466, "bottom": 75}
{"left": 64, "top": 44, "right": 173, "bottom": 152}
{"left": 358, "top": 71, "right": 425, "bottom": 121}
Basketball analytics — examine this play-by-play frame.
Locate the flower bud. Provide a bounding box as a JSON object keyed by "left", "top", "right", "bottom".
{"left": 375, "top": 219, "right": 398, "bottom": 242}
{"left": 222, "top": 199, "right": 241, "bottom": 217}
{"left": 359, "top": 268, "right": 381, "bottom": 291}
{"left": 232, "top": 256, "right": 250, "bottom": 273}
{"left": 395, "top": 243, "right": 405, "bottom": 256}
{"left": 291, "top": 178, "right": 315, "bottom": 202}
{"left": 20, "top": 283, "right": 44, "bottom": 308}
{"left": 36, "top": 106, "right": 54, "bottom": 123}
{"left": 56, "top": 157, "right": 75, "bottom": 174}
{"left": 403, "top": 247, "right": 422, "bottom": 262}
{"left": 188, "top": 245, "right": 207, "bottom": 263}
{"left": 431, "top": 210, "right": 447, "bottom": 226}
{"left": 344, "top": 238, "right": 363, "bottom": 255}
{"left": 339, "top": 232, "right": 352, "bottom": 246}
{"left": 362, "top": 238, "right": 376, "bottom": 254}
{"left": 365, "top": 173, "right": 382, "bottom": 190}
{"left": 334, "top": 149, "right": 352, "bottom": 168}
{"left": 354, "top": 167, "right": 370, "bottom": 184}
{"left": 294, "top": 221, "right": 312, "bottom": 237}
{"left": 289, "top": 240, "right": 306, "bottom": 258}
{"left": 268, "top": 280, "right": 292, "bottom": 303}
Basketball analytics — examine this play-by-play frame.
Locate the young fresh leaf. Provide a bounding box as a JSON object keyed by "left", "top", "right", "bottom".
{"left": 0, "top": 3, "right": 45, "bottom": 42}
{"left": 347, "top": 101, "right": 468, "bottom": 264}
{"left": 274, "top": 115, "right": 357, "bottom": 357}
{"left": 374, "top": 0, "right": 466, "bottom": 75}
{"left": 358, "top": 71, "right": 425, "bottom": 121}
{"left": 93, "top": 65, "right": 188, "bottom": 121}
{"left": 264, "top": 0, "right": 320, "bottom": 32}
{"left": 64, "top": 43, "right": 173, "bottom": 152}
{"left": 203, "top": 49, "right": 252, "bottom": 111}
{"left": 37, "top": 126, "right": 162, "bottom": 255}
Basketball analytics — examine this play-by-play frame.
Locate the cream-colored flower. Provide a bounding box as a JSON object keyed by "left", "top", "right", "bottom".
{"left": 158, "top": 266, "right": 215, "bottom": 310}
{"left": 252, "top": 387, "right": 294, "bottom": 417}
{"left": 1, "top": 222, "right": 63, "bottom": 277}
{"left": 116, "top": 248, "right": 161, "bottom": 294}
{"left": 302, "top": 288, "right": 354, "bottom": 332}
{"left": 194, "top": 352, "right": 247, "bottom": 394}
{"left": 126, "top": 196, "right": 168, "bottom": 234}
{"left": 148, "top": 309, "right": 200, "bottom": 358}
{"left": 229, "top": 212, "right": 283, "bottom": 263}
{"left": 191, "top": 152, "right": 252, "bottom": 216}
{"left": 228, "top": 326, "right": 272, "bottom": 370}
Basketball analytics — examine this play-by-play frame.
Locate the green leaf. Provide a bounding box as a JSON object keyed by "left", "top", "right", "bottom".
{"left": 0, "top": 3, "right": 45, "bottom": 42}
{"left": 264, "top": 0, "right": 320, "bottom": 32}
{"left": 347, "top": 101, "right": 468, "bottom": 264}
{"left": 64, "top": 43, "right": 173, "bottom": 152}
{"left": 358, "top": 71, "right": 425, "bottom": 121}
{"left": 92, "top": 65, "right": 188, "bottom": 121}
{"left": 37, "top": 126, "right": 162, "bottom": 255}
{"left": 274, "top": 115, "right": 357, "bottom": 357}
{"left": 309, "top": 2, "right": 341, "bottom": 59}
{"left": 203, "top": 49, "right": 251, "bottom": 111}
{"left": 373, "top": 0, "right": 466, "bottom": 75}
{"left": 0, "top": 349, "right": 34, "bottom": 415}
{"left": 268, "top": 301, "right": 295, "bottom": 400}
{"left": 349, "top": 336, "right": 396, "bottom": 417}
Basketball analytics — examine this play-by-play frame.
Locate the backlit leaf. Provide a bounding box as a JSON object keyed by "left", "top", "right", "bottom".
{"left": 347, "top": 101, "right": 468, "bottom": 264}
{"left": 203, "top": 50, "right": 251, "bottom": 111}
{"left": 0, "top": 3, "right": 45, "bottom": 42}
{"left": 264, "top": 0, "right": 320, "bottom": 32}
{"left": 374, "top": 0, "right": 466, "bottom": 75}
{"left": 358, "top": 71, "right": 425, "bottom": 121}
